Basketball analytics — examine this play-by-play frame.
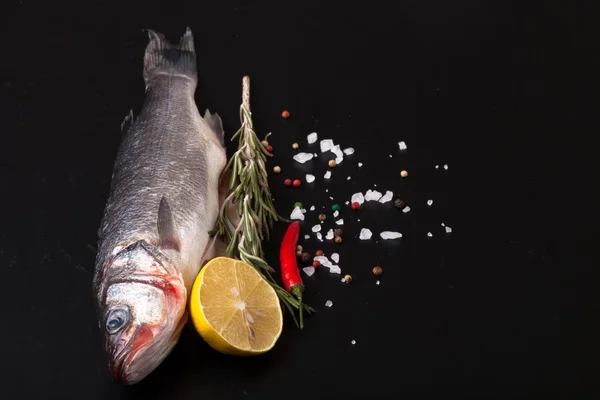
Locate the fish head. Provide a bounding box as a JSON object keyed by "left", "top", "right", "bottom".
{"left": 97, "top": 241, "right": 187, "bottom": 385}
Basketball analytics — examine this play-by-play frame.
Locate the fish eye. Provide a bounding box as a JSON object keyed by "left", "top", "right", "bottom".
{"left": 106, "top": 308, "right": 129, "bottom": 334}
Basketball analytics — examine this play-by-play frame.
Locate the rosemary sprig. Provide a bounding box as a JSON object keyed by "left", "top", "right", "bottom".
{"left": 213, "top": 76, "right": 314, "bottom": 328}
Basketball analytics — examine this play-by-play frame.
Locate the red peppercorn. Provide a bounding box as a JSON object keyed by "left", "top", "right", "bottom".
{"left": 266, "top": 145, "right": 273, "bottom": 153}
{"left": 284, "top": 179, "right": 292, "bottom": 187}
{"left": 293, "top": 179, "right": 301, "bottom": 187}
{"left": 351, "top": 202, "right": 360, "bottom": 210}
{"left": 282, "top": 110, "right": 290, "bottom": 119}
{"left": 315, "top": 250, "right": 323, "bottom": 256}
{"left": 312, "top": 260, "right": 320, "bottom": 268}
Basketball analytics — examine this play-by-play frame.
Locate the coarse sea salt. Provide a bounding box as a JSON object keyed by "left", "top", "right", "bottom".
{"left": 306, "top": 174, "right": 315, "bottom": 183}
{"left": 343, "top": 147, "right": 354, "bottom": 155}
{"left": 443, "top": 164, "right": 448, "bottom": 170}
{"left": 331, "top": 144, "right": 344, "bottom": 164}
{"left": 325, "top": 229, "right": 334, "bottom": 240}
{"left": 303, "top": 266, "right": 315, "bottom": 277}
{"left": 380, "top": 231, "right": 402, "bottom": 240}
{"left": 320, "top": 139, "right": 334, "bottom": 152}
{"left": 316, "top": 232, "right": 323, "bottom": 241}
{"left": 293, "top": 152, "right": 314, "bottom": 163}
{"left": 330, "top": 265, "right": 341, "bottom": 274}
{"left": 359, "top": 228, "right": 372, "bottom": 240}
{"left": 310, "top": 205, "right": 315, "bottom": 211}
{"left": 358, "top": 162, "right": 363, "bottom": 167}
{"left": 301, "top": 208, "right": 307, "bottom": 213}
{"left": 335, "top": 219, "right": 344, "bottom": 225}
{"left": 324, "top": 171, "right": 331, "bottom": 179}
{"left": 379, "top": 190, "right": 393, "bottom": 203}
{"left": 364, "top": 189, "right": 383, "bottom": 202}
{"left": 351, "top": 340, "right": 356, "bottom": 345}
{"left": 307, "top": 132, "right": 318, "bottom": 144}
{"left": 325, "top": 300, "right": 333, "bottom": 307}
{"left": 347, "top": 176, "right": 351, "bottom": 180}
{"left": 312, "top": 224, "right": 321, "bottom": 233}
{"left": 333, "top": 210, "right": 339, "bottom": 218}
{"left": 445, "top": 226, "right": 452, "bottom": 233}
{"left": 435, "top": 165, "right": 439, "bottom": 169}
{"left": 376, "top": 280, "right": 380, "bottom": 285}
{"left": 290, "top": 207, "right": 304, "bottom": 220}
{"left": 427, "top": 232, "right": 433, "bottom": 237}
{"left": 351, "top": 192, "right": 364, "bottom": 205}
{"left": 304, "top": 234, "right": 310, "bottom": 240}
{"left": 402, "top": 206, "right": 411, "bottom": 213}
{"left": 398, "top": 141, "right": 407, "bottom": 150}
{"left": 427, "top": 199, "right": 433, "bottom": 206}
{"left": 331, "top": 253, "right": 340, "bottom": 263}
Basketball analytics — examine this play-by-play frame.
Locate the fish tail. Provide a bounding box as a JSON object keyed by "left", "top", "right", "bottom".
{"left": 143, "top": 27, "right": 197, "bottom": 87}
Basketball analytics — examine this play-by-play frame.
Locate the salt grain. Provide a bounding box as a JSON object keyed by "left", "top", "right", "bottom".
{"left": 345, "top": 201, "right": 350, "bottom": 205}
{"left": 351, "top": 340, "right": 356, "bottom": 345}
{"left": 329, "top": 265, "right": 341, "bottom": 274}
{"left": 402, "top": 206, "right": 411, "bottom": 213}
{"left": 311, "top": 224, "right": 321, "bottom": 233}
{"left": 347, "top": 176, "right": 351, "bottom": 180}
{"left": 364, "top": 189, "right": 383, "bottom": 202}
{"left": 427, "top": 232, "right": 433, "bottom": 237}
{"left": 398, "top": 141, "right": 407, "bottom": 150}
{"left": 380, "top": 231, "right": 402, "bottom": 240}
{"left": 325, "top": 229, "right": 334, "bottom": 240}
{"left": 303, "top": 266, "right": 315, "bottom": 277}
{"left": 306, "top": 174, "right": 315, "bottom": 183}
{"left": 351, "top": 192, "right": 364, "bottom": 205}
{"left": 378, "top": 190, "right": 393, "bottom": 203}
{"left": 445, "top": 226, "right": 452, "bottom": 233}
{"left": 359, "top": 228, "right": 372, "bottom": 240}
{"left": 331, "top": 145, "right": 344, "bottom": 164}
{"left": 427, "top": 199, "right": 433, "bottom": 206}
{"left": 376, "top": 280, "right": 380, "bottom": 285}
{"left": 329, "top": 196, "right": 334, "bottom": 200}
{"left": 435, "top": 165, "right": 439, "bottom": 169}
{"left": 307, "top": 132, "right": 318, "bottom": 144}
{"left": 304, "top": 235, "right": 310, "bottom": 239}
{"left": 333, "top": 210, "right": 339, "bottom": 218}
{"left": 325, "top": 300, "right": 333, "bottom": 307}
{"left": 324, "top": 171, "right": 331, "bottom": 179}
{"left": 443, "top": 164, "right": 448, "bottom": 170}
{"left": 293, "top": 152, "right": 314, "bottom": 163}
{"left": 310, "top": 205, "right": 316, "bottom": 211}
{"left": 331, "top": 253, "right": 340, "bottom": 263}
{"left": 320, "top": 139, "right": 334, "bottom": 152}
{"left": 290, "top": 207, "right": 304, "bottom": 221}
{"left": 358, "top": 162, "right": 363, "bottom": 167}
{"left": 316, "top": 232, "right": 323, "bottom": 241}
{"left": 335, "top": 219, "right": 344, "bottom": 225}
{"left": 343, "top": 147, "right": 355, "bottom": 155}
{"left": 441, "top": 222, "right": 445, "bottom": 226}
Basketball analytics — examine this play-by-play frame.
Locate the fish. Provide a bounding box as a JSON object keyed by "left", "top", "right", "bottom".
{"left": 92, "top": 27, "right": 228, "bottom": 385}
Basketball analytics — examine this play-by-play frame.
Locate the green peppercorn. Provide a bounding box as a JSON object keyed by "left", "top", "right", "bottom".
{"left": 332, "top": 204, "right": 341, "bottom": 211}
{"left": 294, "top": 202, "right": 303, "bottom": 209}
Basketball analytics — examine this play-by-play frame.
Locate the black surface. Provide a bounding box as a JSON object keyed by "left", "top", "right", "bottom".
{"left": 1, "top": 1, "right": 597, "bottom": 398}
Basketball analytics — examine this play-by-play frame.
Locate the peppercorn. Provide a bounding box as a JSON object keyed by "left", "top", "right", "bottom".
{"left": 344, "top": 274, "right": 352, "bottom": 283}
{"left": 284, "top": 179, "right": 292, "bottom": 187}
{"left": 261, "top": 140, "right": 269, "bottom": 147}
{"left": 328, "top": 159, "right": 337, "bottom": 168}
{"left": 296, "top": 250, "right": 302, "bottom": 257}
{"left": 334, "top": 228, "right": 343, "bottom": 237}
{"left": 400, "top": 170, "right": 408, "bottom": 178}
{"left": 334, "top": 235, "right": 343, "bottom": 244}
{"left": 312, "top": 260, "right": 321, "bottom": 268}
{"left": 293, "top": 179, "right": 301, "bottom": 187}
{"left": 331, "top": 204, "right": 341, "bottom": 211}
{"left": 292, "top": 143, "right": 299, "bottom": 150}
{"left": 301, "top": 252, "right": 311, "bottom": 263}
{"left": 294, "top": 202, "right": 303, "bottom": 209}
{"left": 372, "top": 266, "right": 383, "bottom": 276}
{"left": 281, "top": 110, "right": 290, "bottom": 119}
{"left": 315, "top": 250, "right": 324, "bottom": 256}
{"left": 296, "top": 245, "right": 303, "bottom": 252}
{"left": 351, "top": 202, "right": 360, "bottom": 210}
{"left": 266, "top": 145, "right": 273, "bottom": 153}
{"left": 273, "top": 166, "right": 281, "bottom": 174}
{"left": 394, "top": 198, "right": 405, "bottom": 209}
{"left": 318, "top": 213, "right": 326, "bottom": 221}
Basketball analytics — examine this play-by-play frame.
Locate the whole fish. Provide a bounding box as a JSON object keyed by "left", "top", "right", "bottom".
{"left": 92, "top": 27, "right": 227, "bottom": 385}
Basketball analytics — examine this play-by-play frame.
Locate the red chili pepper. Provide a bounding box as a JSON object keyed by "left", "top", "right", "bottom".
{"left": 280, "top": 221, "right": 305, "bottom": 328}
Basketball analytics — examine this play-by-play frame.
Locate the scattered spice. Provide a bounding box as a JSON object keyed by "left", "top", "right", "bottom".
{"left": 293, "top": 179, "right": 301, "bottom": 188}
{"left": 266, "top": 145, "right": 273, "bottom": 153}
{"left": 351, "top": 202, "right": 360, "bottom": 211}
{"left": 284, "top": 179, "right": 292, "bottom": 187}
{"left": 334, "top": 235, "right": 343, "bottom": 244}
{"left": 296, "top": 245, "right": 303, "bottom": 252}
{"left": 344, "top": 274, "right": 352, "bottom": 283}
{"left": 273, "top": 166, "right": 281, "bottom": 174}
{"left": 372, "top": 266, "right": 383, "bottom": 276}
{"left": 318, "top": 213, "right": 327, "bottom": 221}
{"left": 312, "top": 260, "right": 320, "bottom": 268}
{"left": 315, "top": 249, "right": 324, "bottom": 256}
{"left": 296, "top": 250, "right": 302, "bottom": 257}
{"left": 400, "top": 170, "right": 408, "bottom": 178}
{"left": 294, "top": 202, "right": 303, "bottom": 209}
{"left": 301, "top": 252, "right": 311, "bottom": 263}
{"left": 394, "top": 198, "right": 405, "bottom": 209}
{"left": 281, "top": 110, "right": 290, "bottom": 119}
{"left": 331, "top": 204, "right": 341, "bottom": 211}
{"left": 292, "top": 143, "right": 299, "bottom": 150}
{"left": 334, "top": 228, "right": 343, "bottom": 237}
{"left": 328, "top": 159, "right": 337, "bottom": 168}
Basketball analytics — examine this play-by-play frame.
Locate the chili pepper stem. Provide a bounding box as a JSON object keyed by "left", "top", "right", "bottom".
{"left": 290, "top": 285, "right": 305, "bottom": 329}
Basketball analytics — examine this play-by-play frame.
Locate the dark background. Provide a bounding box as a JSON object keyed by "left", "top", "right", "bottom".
{"left": 0, "top": 0, "right": 597, "bottom": 398}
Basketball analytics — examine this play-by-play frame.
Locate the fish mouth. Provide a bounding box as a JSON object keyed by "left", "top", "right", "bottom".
{"left": 110, "top": 325, "right": 154, "bottom": 384}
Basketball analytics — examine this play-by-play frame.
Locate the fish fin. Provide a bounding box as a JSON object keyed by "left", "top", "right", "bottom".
{"left": 121, "top": 109, "right": 134, "bottom": 136}
{"left": 203, "top": 109, "right": 225, "bottom": 146}
{"left": 143, "top": 27, "right": 197, "bottom": 88}
{"left": 157, "top": 196, "right": 181, "bottom": 252}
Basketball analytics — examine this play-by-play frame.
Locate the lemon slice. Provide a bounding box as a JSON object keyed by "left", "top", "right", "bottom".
{"left": 190, "top": 256, "right": 283, "bottom": 355}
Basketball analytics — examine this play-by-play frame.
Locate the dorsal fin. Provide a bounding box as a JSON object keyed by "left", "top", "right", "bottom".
{"left": 203, "top": 108, "right": 225, "bottom": 146}
{"left": 121, "top": 109, "right": 134, "bottom": 136}
{"left": 157, "top": 196, "right": 181, "bottom": 252}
